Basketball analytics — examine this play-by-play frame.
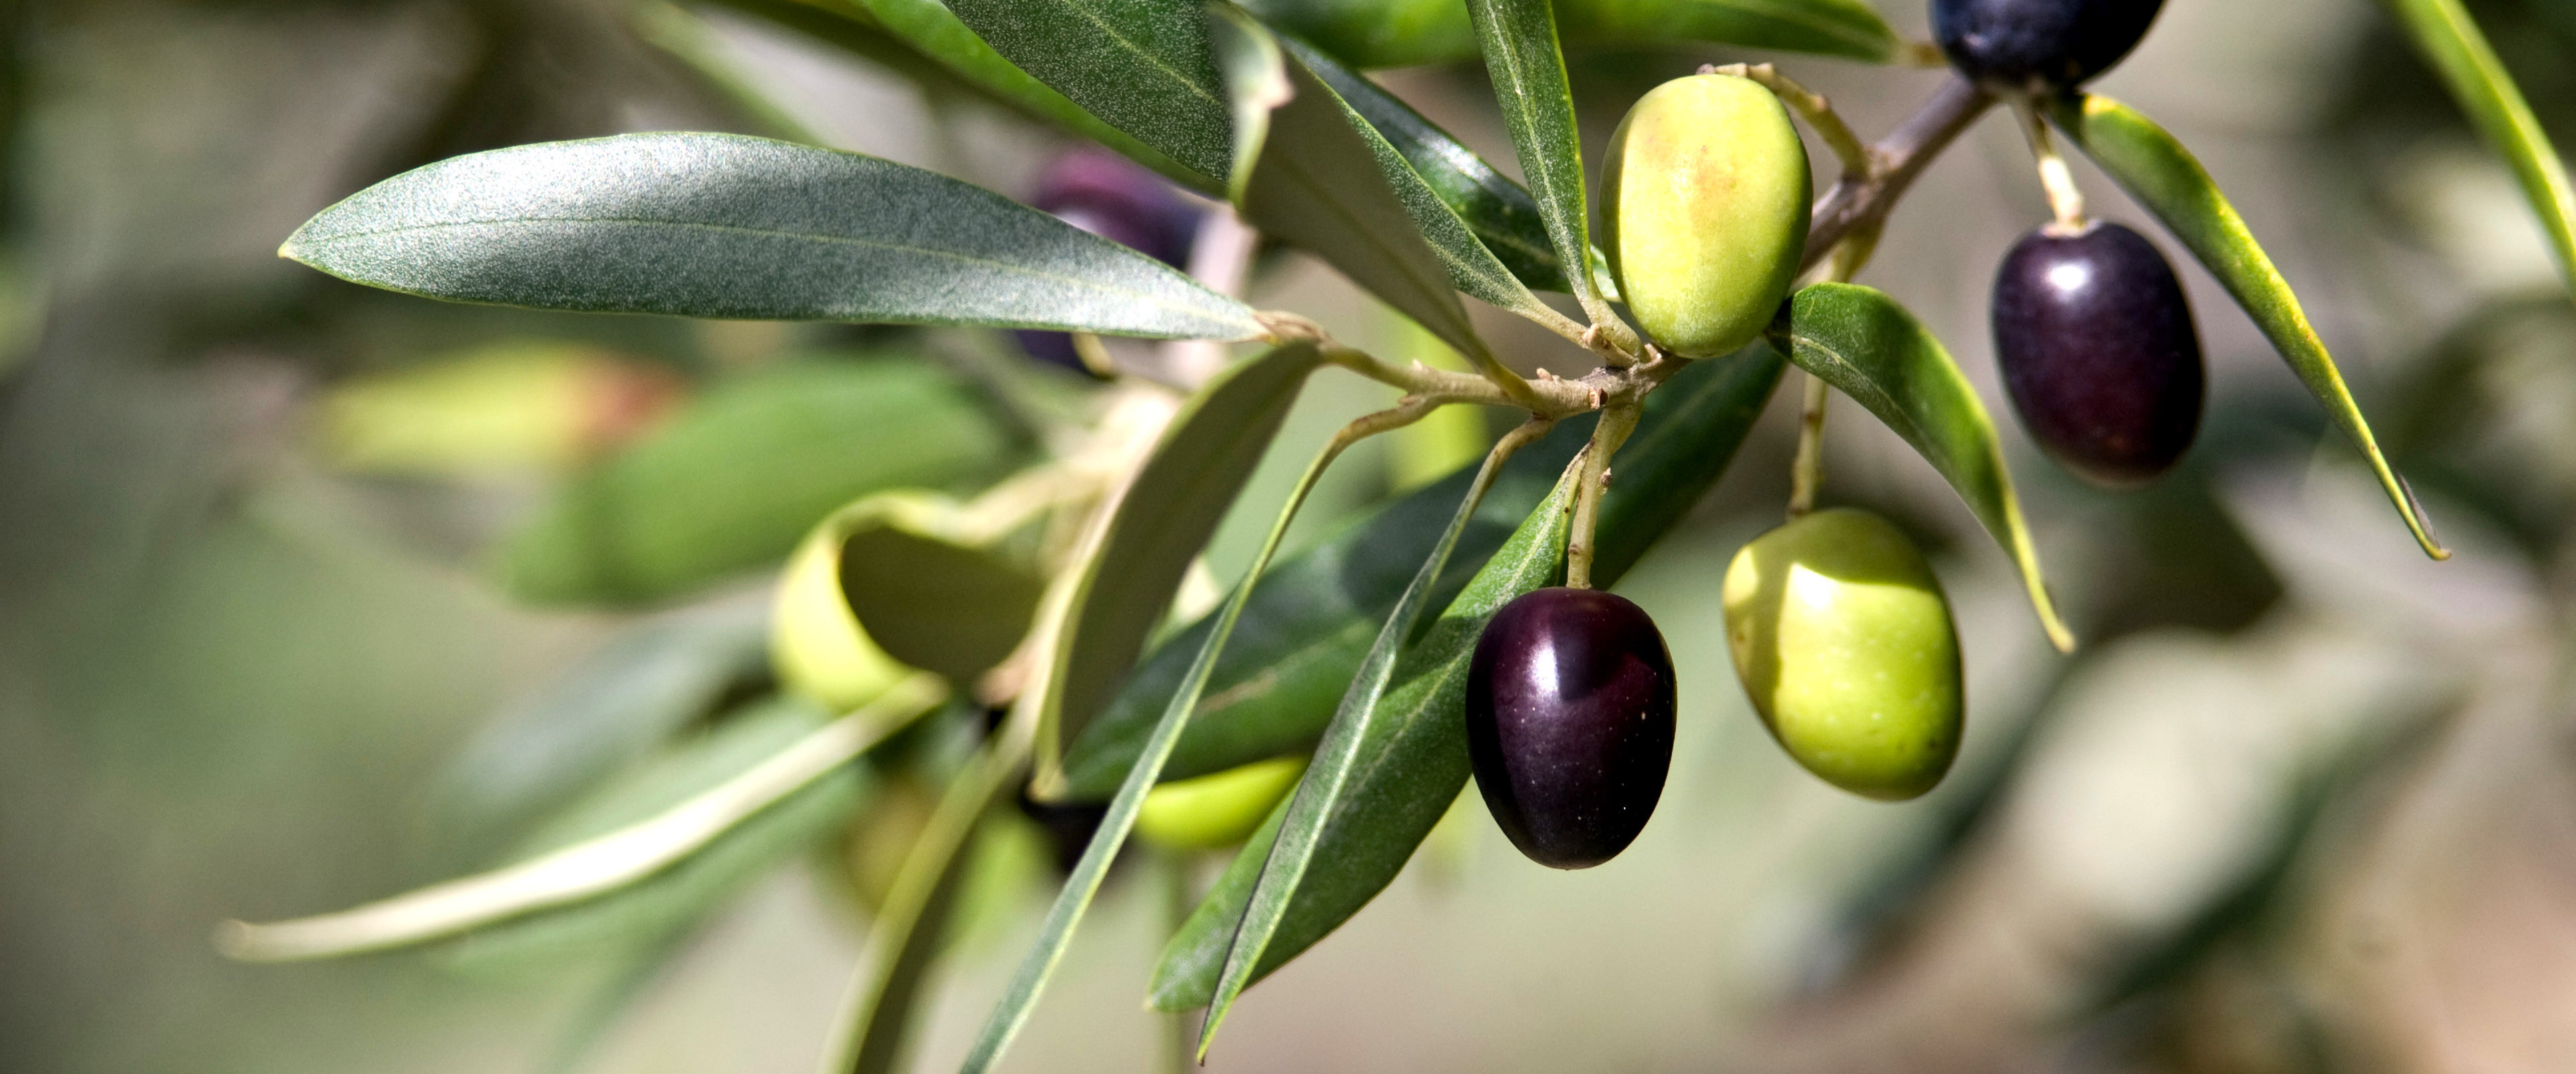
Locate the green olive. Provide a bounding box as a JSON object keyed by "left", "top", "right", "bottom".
{"left": 1134, "top": 756, "right": 1307, "bottom": 851}
{"left": 1600, "top": 74, "right": 1812, "bottom": 358}
{"left": 770, "top": 523, "right": 911, "bottom": 713}
{"left": 1721, "top": 508, "right": 1961, "bottom": 800}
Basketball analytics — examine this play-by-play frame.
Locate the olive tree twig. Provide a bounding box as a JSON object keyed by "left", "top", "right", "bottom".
{"left": 1800, "top": 75, "right": 1996, "bottom": 277}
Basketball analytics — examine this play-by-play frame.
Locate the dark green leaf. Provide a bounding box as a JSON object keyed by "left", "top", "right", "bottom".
{"left": 502, "top": 357, "right": 1019, "bottom": 606}
{"left": 1152, "top": 347, "right": 1785, "bottom": 1016}
{"left": 832, "top": 493, "right": 1047, "bottom": 685}
{"left": 2380, "top": 0, "right": 2576, "bottom": 295}
{"left": 1778, "top": 283, "right": 2074, "bottom": 650}
{"left": 425, "top": 600, "right": 773, "bottom": 856}
{"left": 1042, "top": 343, "right": 1325, "bottom": 771}
{"left": 959, "top": 401, "right": 1376, "bottom": 1074}
{"left": 1195, "top": 413, "right": 1543, "bottom": 1054}
{"left": 2049, "top": 95, "right": 2448, "bottom": 560}
{"left": 1463, "top": 0, "right": 1608, "bottom": 319}
{"left": 282, "top": 133, "right": 1261, "bottom": 339}
{"left": 942, "top": 0, "right": 1233, "bottom": 184}
{"left": 1285, "top": 36, "right": 1571, "bottom": 295}
{"left": 1218, "top": 17, "right": 1514, "bottom": 369}
{"left": 1240, "top": 0, "right": 1897, "bottom": 69}
{"left": 433, "top": 697, "right": 869, "bottom": 972}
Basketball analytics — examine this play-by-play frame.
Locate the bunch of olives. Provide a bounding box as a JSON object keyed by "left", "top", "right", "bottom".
{"left": 1466, "top": 0, "right": 2193, "bottom": 868}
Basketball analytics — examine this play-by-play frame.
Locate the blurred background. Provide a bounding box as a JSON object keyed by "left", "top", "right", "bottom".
{"left": 4, "top": 0, "right": 2574, "bottom": 1071}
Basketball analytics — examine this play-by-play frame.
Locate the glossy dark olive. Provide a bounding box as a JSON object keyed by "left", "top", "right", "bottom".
{"left": 1017, "top": 148, "right": 1202, "bottom": 373}
{"left": 1993, "top": 221, "right": 2203, "bottom": 488}
{"left": 1466, "top": 588, "right": 1676, "bottom": 870}
{"left": 1931, "top": 0, "right": 2164, "bottom": 91}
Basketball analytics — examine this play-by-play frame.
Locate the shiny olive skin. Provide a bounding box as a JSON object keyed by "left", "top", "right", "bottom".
{"left": 1466, "top": 587, "right": 1677, "bottom": 869}
{"left": 1992, "top": 221, "right": 2203, "bottom": 488}
{"left": 1722, "top": 509, "right": 1960, "bottom": 801}
{"left": 1931, "top": 0, "right": 2164, "bottom": 91}
{"left": 1134, "top": 756, "right": 1306, "bottom": 852}
{"left": 1601, "top": 74, "right": 1811, "bottom": 359}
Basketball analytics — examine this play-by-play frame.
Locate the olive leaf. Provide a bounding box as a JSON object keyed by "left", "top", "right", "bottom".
{"left": 1195, "top": 418, "right": 1550, "bottom": 1057}
{"left": 830, "top": 492, "right": 1047, "bottom": 685}
{"left": 2378, "top": 0, "right": 2576, "bottom": 295}
{"left": 1164, "top": 348, "right": 1786, "bottom": 1028}
{"left": 1239, "top": 0, "right": 1897, "bottom": 69}
{"left": 1777, "top": 283, "right": 2076, "bottom": 651}
{"left": 941, "top": 0, "right": 1235, "bottom": 185}
{"left": 281, "top": 133, "right": 1261, "bottom": 341}
{"left": 215, "top": 676, "right": 949, "bottom": 962}
{"left": 824, "top": 731, "right": 1020, "bottom": 1074}
{"left": 2048, "top": 94, "right": 2449, "bottom": 561}
{"left": 1040, "top": 343, "right": 1325, "bottom": 775}
{"left": 1463, "top": 0, "right": 1610, "bottom": 319}
{"left": 430, "top": 696, "right": 871, "bottom": 973}
{"left": 1058, "top": 419, "right": 1589, "bottom": 800}
{"left": 424, "top": 600, "right": 773, "bottom": 855}
{"left": 957, "top": 406, "right": 1396, "bottom": 1074}
{"left": 502, "top": 358, "right": 1020, "bottom": 606}
{"left": 1217, "top": 15, "right": 1524, "bottom": 380}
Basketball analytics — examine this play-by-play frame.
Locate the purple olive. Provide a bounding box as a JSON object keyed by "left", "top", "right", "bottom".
{"left": 1993, "top": 220, "right": 2203, "bottom": 488}
{"left": 1931, "top": 0, "right": 2165, "bottom": 92}
{"left": 1017, "top": 147, "right": 1204, "bottom": 372}
{"left": 1466, "top": 587, "right": 1676, "bottom": 870}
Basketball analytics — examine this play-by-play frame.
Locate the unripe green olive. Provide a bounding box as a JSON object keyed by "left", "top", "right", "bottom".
{"left": 1134, "top": 756, "right": 1307, "bottom": 851}
{"left": 770, "top": 523, "right": 911, "bottom": 713}
{"left": 1600, "top": 74, "right": 1812, "bottom": 358}
{"left": 1721, "top": 508, "right": 1961, "bottom": 800}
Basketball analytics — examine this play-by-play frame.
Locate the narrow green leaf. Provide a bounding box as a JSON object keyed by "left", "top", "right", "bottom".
{"left": 1147, "top": 347, "right": 1784, "bottom": 1013}
{"left": 216, "top": 677, "right": 949, "bottom": 962}
{"left": 1043, "top": 344, "right": 1325, "bottom": 771}
{"left": 432, "top": 697, "right": 870, "bottom": 972}
{"left": 281, "top": 132, "right": 1261, "bottom": 339}
{"left": 2380, "top": 0, "right": 2576, "bottom": 295}
{"left": 1269, "top": 35, "right": 1557, "bottom": 321}
{"left": 1196, "top": 418, "right": 1546, "bottom": 1055}
{"left": 827, "top": 731, "right": 1022, "bottom": 1074}
{"left": 841, "top": 0, "right": 1214, "bottom": 190}
{"left": 1463, "top": 0, "right": 1604, "bottom": 315}
{"left": 1219, "top": 18, "right": 1516, "bottom": 372}
{"left": 1283, "top": 35, "right": 1569, "bottom": 299}
{"left": 1239, "top": 0, "right": 1898, "bottom": 69}
{"left": 1778, "top": 283, "right": 2074, "bottom": 650}
{"left": 959, "top": 413, "right": 1378, "bottom": 1074}
{"left": 502, "top": 357, "right": 1019, "bottom": 606}
{"left": 425, "top": 600, "right": 773, "bottom": 854}
{"left": 1060, "top": 421, "right": 1585, "bottom": 799}
{"left": 2049, "top": 94, "right": 2449, "bottom": 560}
{"left": 831, "top": 492, "right": 1047, "bottom": 685}
{"left": 942, "top": 0, "right": 1234, "bottom": 183}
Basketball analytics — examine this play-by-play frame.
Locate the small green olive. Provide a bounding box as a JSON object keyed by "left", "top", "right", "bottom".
{"left": 1600, "top": 73, "right": 1812, "bottom": 358}
{"left": 1134, "top": 756, "right": 1307, "bottom": 852}
{"left": 1722, "top": 508, "right": 1961, "bottom": 800}
{"left": 770, "top": 524, "right": 911, "bottom": 713}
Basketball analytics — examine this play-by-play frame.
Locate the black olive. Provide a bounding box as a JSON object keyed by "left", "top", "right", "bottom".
{"left": 1992, "top": 220, "right": 2204, "bottom": 488}
{"left": 1931, "top": 0, "right": 2165, "bottom": 92}
{"left": 1466, "top": 588, "right": 1676, "bottom": 870}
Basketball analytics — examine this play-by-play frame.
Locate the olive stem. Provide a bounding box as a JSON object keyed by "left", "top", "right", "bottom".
{"left": 1068, "top": 332, "right": 1119, "bottom": 379}
{"left": 1158, "top": 850, "right": 1194, "bottom": 1074}
{"left": 1563, "top": 399, "right": 1642, "bottom": 590}
{"left": 2012, "top": 96, "right": 2088, "bottom": 232}
{"left": 1709, "top": 63, "right": 1869, "bottom": 182}
{"left": 1786, "top": 373, "right": 1830, "bottom": 520}
{"left": 1802, "top": 75, "right": 1995, "bottom": 276}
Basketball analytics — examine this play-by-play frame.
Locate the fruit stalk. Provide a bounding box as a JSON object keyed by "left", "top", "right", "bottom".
{"left": 1786, "top": 375, "right": 1831, "bottom": 520}
{"left": 1562, "top": 399, "right": 1641, "bottom": 588}
{"left": 2013, "top": 96, "right": 2088, "bottom": 231}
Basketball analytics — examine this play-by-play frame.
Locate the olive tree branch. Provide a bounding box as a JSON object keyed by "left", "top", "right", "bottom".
{"left": 1800, "top": 74, "right": 1996, "bottom": 277}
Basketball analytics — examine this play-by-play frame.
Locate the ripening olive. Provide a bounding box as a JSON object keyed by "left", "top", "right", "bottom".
{"left": 1722, "top": 509, "right": 1961, "bottom": 801}
{"left": 1600, "top": 73, "right": 1812, "bottom": 359}
{"left": 770, "top": 524, "right": 911, "bottom": 713}
{"left": 1931, "top": 0, "right": 2166, "bottom": 92}
{"left": 1134, "top": 756, "right": 1307, "bottom": 852}
{"left": 1466, "top": 588, "right": 1677, "bottom": 869}
{"left": 1992, "top": 221, "right": 2203, "bottom": 488}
